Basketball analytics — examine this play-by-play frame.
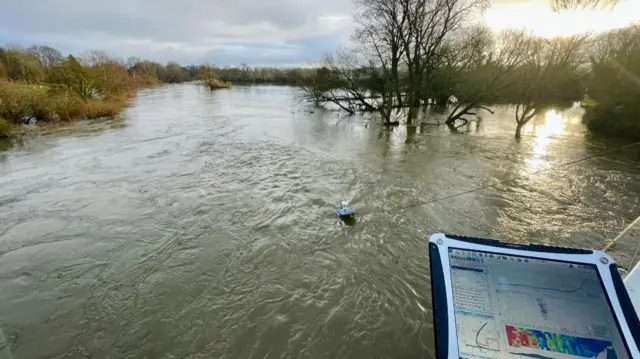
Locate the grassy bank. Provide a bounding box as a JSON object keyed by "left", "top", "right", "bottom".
{"left": 0, "top": 47, "right": 143, "bottom": 138}
{"left": 0, "top": 80, "right": 130, "bottom": 136}
{"left": 0, "top": 46, "right": 242, "bottom": 139}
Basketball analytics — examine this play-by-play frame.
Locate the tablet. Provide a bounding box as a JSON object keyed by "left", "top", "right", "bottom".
{"left": 429, "top": 233, "right": 640, "bottom": 359}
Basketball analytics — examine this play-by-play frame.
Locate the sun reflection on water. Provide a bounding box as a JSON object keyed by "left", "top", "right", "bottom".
{"left": 523, "top": 110, "right": 568, "bottom": 173}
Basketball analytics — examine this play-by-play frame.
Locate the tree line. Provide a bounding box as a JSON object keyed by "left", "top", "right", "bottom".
{"left": 299, "top": 0, "right": 640, "bottom": 139}
{"left": 0, "top": 45, "right": 314, "bottom": 137}
{"left": 215, "top": 65, "right": 314, "bottom": 85}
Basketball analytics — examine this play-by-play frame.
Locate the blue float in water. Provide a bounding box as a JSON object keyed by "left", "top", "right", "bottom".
{"left": 336, "top": 200, "right": 355, "bottom": 218}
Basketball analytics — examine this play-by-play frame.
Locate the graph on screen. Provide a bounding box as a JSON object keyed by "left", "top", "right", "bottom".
{"left": 448, "top": 248, "right": 629, "bottom": 359}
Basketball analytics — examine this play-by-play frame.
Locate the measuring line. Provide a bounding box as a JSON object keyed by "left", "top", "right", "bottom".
{"left": 416, "top": 141, "right": 640, "bottom": 207}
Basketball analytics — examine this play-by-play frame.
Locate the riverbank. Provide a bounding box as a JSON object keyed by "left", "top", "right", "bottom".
{"left": 0, "top": 48, "right": 240, "bottom": 139}
{"left": 0, "top": 48, "right": 142, "bottom": 138}
{"left": 0, "top": 80, "right": 131, "bottom": 137}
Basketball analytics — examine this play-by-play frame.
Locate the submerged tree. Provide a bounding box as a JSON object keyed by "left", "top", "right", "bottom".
{"left": 582, "top": 24, "right": 640, "bottom": 138}
{"left": 301, "top": 50, "right": 380, "bottom": 116}
{"left": 506, "top": 34, "right": 587, "bottom": 138}
{"left": 199, "top": 65, "right": 231, "bottom": 90}
{"left": 443, "top": 28, "right": 531, "bottom": 129}
{"left": 302, "top": 0, "right": 490, "bottom": 125}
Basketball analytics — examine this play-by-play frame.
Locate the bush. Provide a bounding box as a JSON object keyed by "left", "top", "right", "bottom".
{"left": 0, "top": 80, "right": 45, "bottom": 123}
{"left": 0, "top": 118, "right": 13, "bottom": 137}
{"left": 199, "top": 65, "right": 232, "bottom": 90}
{"left": 0, "top": 80, "right": 127, "bottom": 124}
{"left": 204, "top": 78, "right": 232, "bottom": 90}
{"left": 47, "top": 91, "right": 85, "bottom": 122}
{"left": 584, "top": 24, "right": 640, "bottom": 139}
{"left": 84, "top": 100, "right": 126, "bottom": 119}
{"left": 93, "top": 62, "right": 138, "bottom": 100}
{"left": 0, "top": 48, "right": 44, "bottom": 83}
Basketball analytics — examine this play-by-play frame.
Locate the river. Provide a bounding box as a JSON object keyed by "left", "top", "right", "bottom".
{"left": 0, "top": 84, "right": 639, "bottom": 359}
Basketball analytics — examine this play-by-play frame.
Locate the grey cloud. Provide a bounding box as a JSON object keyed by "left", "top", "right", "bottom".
{"left": 0, "top": 0, "right": 355, "bottom": 65}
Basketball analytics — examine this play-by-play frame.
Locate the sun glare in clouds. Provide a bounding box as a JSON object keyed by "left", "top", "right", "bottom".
{"left": 485, "top": 0, "right": 640, "bottom": 38}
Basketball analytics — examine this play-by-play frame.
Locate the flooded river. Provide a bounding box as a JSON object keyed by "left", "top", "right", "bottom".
{"left": 0, "top": 85, "right": 639, "bottom": 358}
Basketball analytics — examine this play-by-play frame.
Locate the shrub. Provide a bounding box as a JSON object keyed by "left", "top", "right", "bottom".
{"left": 199, "top": 65, "right": 232, "bottom": 90}
{"left": 50, "top": 55, "right": 102, "bottom": 101}
{"left": 98, "top": 62, "right": 138, "bottom": 100}
{"left": 0, "top": 48, "right": 44, "bottom": 83}
{"left": 0, "top": 118, "right": 13, "bottom": 137}
{"left": 84, "top": 100, "right": 126, "bottom": 119}
{"left": 0, "top": 80, "right": 45, "bottom": 123}
{"left": 48, "top": 91, "right": 85, "bottom": 122}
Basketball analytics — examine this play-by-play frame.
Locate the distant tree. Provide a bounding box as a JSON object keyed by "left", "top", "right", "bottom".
{"left": 129, "top": 60, "right": 159, "bottom": 86}
{"left": 98, "top": 61, "right": 137, "bottom": 99}
{"left": 162, "top": 62, "right": 184, "bottom": 83}
{"left": 199, "top": 65, "right": 231, "bottom": 89}
{"left": 0, "top": 47, "right": 44, "bottom": 83}
{"left": 82, "top": 50, "right": 114, "bottom": 67}
{"left": 126, "top": 56, "right": 141, "bottom": 71}
{"left": 28, "top": 45, "right": 62, "bottom": 68}
{"left": 181, "top": 65, "right": 200, "bottom": 81}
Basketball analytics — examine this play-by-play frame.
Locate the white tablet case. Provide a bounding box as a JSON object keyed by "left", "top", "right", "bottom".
{"left": 429, "top": 233, "right": 640, "bottom": 359}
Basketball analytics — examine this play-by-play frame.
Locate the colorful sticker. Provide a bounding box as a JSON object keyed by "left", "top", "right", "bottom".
{"left": 505, "top": 325, "right": 616, "bottom": 358}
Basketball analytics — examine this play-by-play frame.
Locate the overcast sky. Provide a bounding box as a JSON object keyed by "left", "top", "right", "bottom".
{"left": 0, "top": 0, "right": 357, "bottom": 66}
{"left": 1, "top": 0, "right": 637, "bottom": 66}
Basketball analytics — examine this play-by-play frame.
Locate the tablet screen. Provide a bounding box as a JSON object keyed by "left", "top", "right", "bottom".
{"left": 448, "top": 248, "right": 630, "bottom": 359}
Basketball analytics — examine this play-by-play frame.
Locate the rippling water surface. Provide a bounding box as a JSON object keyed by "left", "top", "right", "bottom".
{"left": 0, "top": 85, "right": 639, "bottom": 358}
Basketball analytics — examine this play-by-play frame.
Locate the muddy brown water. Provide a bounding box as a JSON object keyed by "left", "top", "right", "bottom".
{"left": 0, "top": 84, "right": 639, "bottom": 358}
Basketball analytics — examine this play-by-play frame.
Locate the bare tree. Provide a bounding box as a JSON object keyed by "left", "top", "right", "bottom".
{"left": 82, "top": 50, "right": 115, "bottom": 67}
{"left": 126, "top": 56, "right": 141, "bottom": 71}
{"left": 512, "top": 34, "right": 588, "bottom": 138}
{"left": 354, "top": 0, "right": 407, "bottom": 110}
{"left": 28, "top": 45, "right": 62, "bottom": 68}
{"left": 304, "top": 0, "right": 489, "bottom": 124}
{"left": 396, "top": 0, "right": 490, "bottom": 123}
{"left": 445, "top": 29, "right": 531, "bottom": 128}
{"left": 300, "top": 50, "right": 378, "bottom": 116}
{"left": 551, "top": 0, "right": 619, "bottom": 11}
